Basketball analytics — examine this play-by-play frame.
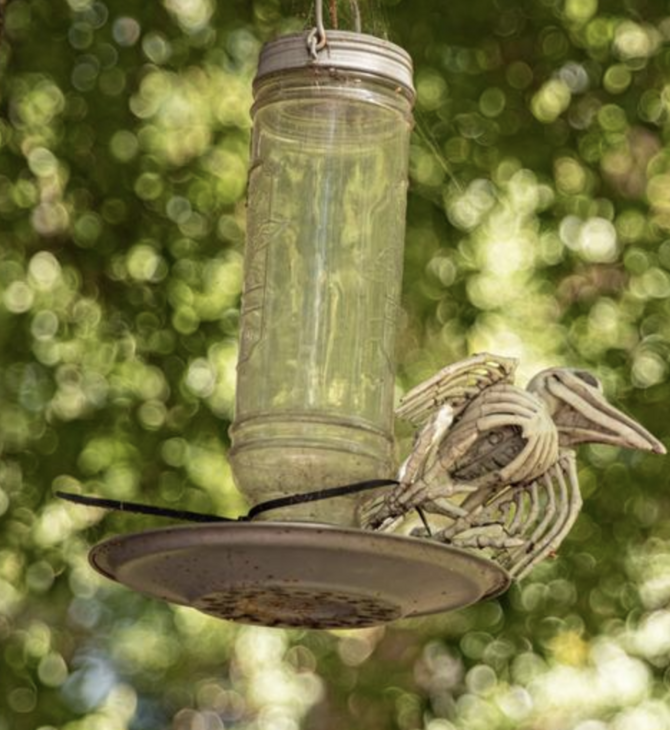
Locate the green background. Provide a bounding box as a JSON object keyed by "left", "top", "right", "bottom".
{"left": 1, "top": 0, "right": 670, "bottom": 728}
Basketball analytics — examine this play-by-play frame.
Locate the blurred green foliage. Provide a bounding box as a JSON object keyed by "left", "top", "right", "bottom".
{"left": 1, "top": 0, "right": 670, "bottom": 728}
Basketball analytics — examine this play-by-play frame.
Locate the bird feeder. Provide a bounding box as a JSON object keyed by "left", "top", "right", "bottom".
{"left": 85, "top": 8, "right": 510, "bottom": 629}
{"left": 228, "top": 29, "right": 415, "bottom": 524}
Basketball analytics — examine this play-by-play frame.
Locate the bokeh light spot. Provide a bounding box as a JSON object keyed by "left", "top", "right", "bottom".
{"left": 565, "top": 0, "right": 598, "bottom": 24}
{"left": 479, "top": 87, "right": 506, "bottom": 118}
{"left": 3, "top": 281, "right": 34, "bottom": 313}
{"left": 112, "top": 16, "right": 141, "bottom": 46}
{"left": 604, "top": 65, "right": 632, "bottom": 94}
{"left": 531, "top": 79, "right": 571, "bottom": 123}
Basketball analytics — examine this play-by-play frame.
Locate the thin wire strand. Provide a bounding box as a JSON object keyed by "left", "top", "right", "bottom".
{"left": 414, "top": 108, "right": 463, "bottom": 193}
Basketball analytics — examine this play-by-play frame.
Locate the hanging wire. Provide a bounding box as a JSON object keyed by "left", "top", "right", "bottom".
{"left": 350, "top": 0, "right": 362, "bottom": 32}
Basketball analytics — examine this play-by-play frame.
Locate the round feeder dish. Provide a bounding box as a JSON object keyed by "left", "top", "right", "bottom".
{"left": 90, "top": 523, "right": 509, "bottom": 629}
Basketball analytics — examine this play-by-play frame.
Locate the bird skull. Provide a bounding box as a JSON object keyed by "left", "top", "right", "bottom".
{"left": 526, "top": 368, "right": 665, "bottom": 454}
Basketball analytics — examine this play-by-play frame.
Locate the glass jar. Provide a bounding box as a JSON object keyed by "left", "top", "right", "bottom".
{"left": 229, "top": 31, "right": 415, "bottom": 525}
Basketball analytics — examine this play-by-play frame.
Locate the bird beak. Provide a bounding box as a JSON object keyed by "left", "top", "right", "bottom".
{"left": 549, "top": 373, "right": 666, "bottom": 455}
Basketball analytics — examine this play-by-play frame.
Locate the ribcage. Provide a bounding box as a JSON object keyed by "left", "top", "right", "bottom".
{"left": 451, "top": 425, "right": 525, "bottom": 482}
{"left": 430, "top": 384, "right": 560, "bottom": 491}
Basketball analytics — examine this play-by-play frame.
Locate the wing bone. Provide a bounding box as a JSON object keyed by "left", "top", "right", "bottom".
{"left": 396, "top": 353, "right": 518, "bottom": 426}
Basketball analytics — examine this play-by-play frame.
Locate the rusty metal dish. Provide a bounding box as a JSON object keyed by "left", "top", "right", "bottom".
{"left": 89, "top": 522, "right": 509, "bottom": 629}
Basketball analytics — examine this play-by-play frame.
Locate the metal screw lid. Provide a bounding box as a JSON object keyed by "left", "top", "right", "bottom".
{"left": 254, "top": 31, "right": 415, "bottom": 103}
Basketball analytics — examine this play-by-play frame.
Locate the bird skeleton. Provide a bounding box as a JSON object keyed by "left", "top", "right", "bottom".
{"left": 359, "top": 353, "right": 665, "bottom": 579}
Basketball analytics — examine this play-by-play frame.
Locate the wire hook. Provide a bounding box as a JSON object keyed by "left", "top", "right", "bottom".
{"left": 307, "top": 0, "right": 328, "bottom": 59}
{"left": 307, "top": 0, "right": 362, "bottom": 58}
